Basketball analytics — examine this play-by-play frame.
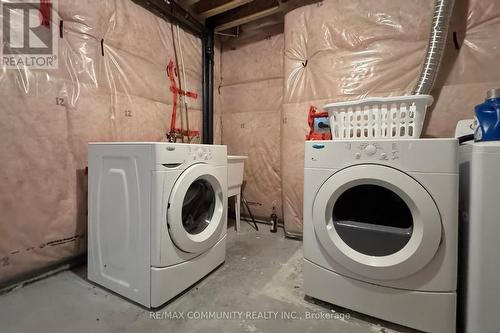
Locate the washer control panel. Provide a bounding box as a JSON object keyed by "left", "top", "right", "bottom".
{"left": 190, "top": 146, "right": 213, "bottom": 161}
{"left": 155, "top": 143, "right": 226, "bottom": 169}
{"left": 349, "top": 142, "right": 400, "bottom": 161}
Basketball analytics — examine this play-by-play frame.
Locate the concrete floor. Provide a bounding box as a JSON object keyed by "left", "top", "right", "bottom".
{"left": 0, "top": 221, "right": 412, "bottom": 333}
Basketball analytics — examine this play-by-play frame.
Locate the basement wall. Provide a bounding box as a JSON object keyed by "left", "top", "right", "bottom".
{"left": 0, "top": 0, "right": 203, "bottom": 284}
{"left": 425, "top": 0, "right": 500, "bottom": 137}
{"left": 219, "top": 35, "right": 284, "bottom": 220}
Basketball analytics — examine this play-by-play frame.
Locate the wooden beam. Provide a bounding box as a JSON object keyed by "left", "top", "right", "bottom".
{"left": 278, "top": 0, "right": 322, "bottom": 13}
{"left": 195, "top": 0, "right": 254, "bottom": 18}
{"left": 238, "top": 12, "right": 284, "bottom": 33}
{"left": 182, "top": 0, "right": 202, "bottom": 5}
{"left": 210, "top": 0, "right": 281, "bottom": 32}
{"left": 132, "top": 0, "right": 206, "bottom": 36}
{"left": 222, "top": 23, "right": 284, "bottom": 48}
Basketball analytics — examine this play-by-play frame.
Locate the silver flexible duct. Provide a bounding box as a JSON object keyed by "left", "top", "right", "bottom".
{"left": 412, "top": 0, "right": 455, "bottom": 95}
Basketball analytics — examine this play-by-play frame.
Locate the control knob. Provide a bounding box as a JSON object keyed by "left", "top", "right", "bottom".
{"left": 364, "top": 144, "right": 377, "bottom": 156}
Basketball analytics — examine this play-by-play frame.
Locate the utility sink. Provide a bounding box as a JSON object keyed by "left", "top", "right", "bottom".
{"left": 228, "top": 156, "right": 247, "bottom": 232}
{"left": 228, "top": 156, "right": 247, "bottom": 195}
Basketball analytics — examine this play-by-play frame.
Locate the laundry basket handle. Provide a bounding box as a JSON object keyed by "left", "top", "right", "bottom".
{"left": 323, "top": 95, "right": 434, "bottom": 110}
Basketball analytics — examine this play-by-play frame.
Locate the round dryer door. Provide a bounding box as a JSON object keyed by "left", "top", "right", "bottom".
{"left": 312, "top": 164, "right": 442, "bottom": 280}
{"left": 168, "top": 164, "right": 225, "bottom": 253}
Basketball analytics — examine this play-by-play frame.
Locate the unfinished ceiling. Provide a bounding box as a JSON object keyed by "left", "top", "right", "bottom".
{"left": 177, "top": 0, "right": 322, "bottom": 45}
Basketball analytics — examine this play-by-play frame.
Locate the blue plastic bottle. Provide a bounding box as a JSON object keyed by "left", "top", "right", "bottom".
{"left": 474, "top": 89, "right": 500, "bottom": 142}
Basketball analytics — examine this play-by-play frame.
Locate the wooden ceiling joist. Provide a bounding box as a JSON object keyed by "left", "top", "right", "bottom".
{"left": 195, "top": 0, "right": 254, "bottom": 19}
{"left": 209, "top": 0, "right": 281, "bottom": 32}
{"left": 182, "top": 0, "right": 202, "bottom": 5}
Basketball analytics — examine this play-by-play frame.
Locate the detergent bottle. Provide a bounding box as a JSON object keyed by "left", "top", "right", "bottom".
{"left": 474, "top": 89, "right": 500, "bottom": 142}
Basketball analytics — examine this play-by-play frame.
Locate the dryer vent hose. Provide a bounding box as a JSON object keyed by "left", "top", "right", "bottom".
{"left": 412, "top": 0, "right": 455, "bottom": 95}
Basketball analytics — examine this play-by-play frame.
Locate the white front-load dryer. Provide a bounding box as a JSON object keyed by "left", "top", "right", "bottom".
{"left": 87, "top": 142, "right": 227, "bottom": 308}
{"left": 303, "top": 139, "right": 458, "bottom": 333}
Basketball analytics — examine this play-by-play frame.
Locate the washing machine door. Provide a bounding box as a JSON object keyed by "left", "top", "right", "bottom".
{"left": 167, "top": 164, "right": 225, "bottom": 254}
{"left": 312, "top": 164, "right": 442, "bottom": 280}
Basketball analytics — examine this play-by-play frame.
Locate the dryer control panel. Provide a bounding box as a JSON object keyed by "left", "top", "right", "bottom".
{"left": 352, "top": 142, "right": 399, "bottom": 161}
{"left": 305, "top": 139, "right": 458, "bottom": 174}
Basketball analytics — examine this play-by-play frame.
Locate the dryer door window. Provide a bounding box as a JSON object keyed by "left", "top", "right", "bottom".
{"left": 182, "top": 179, "right": 216, "bottom": 235}
{"left": 167, "top": 164, "right": 226, "bottom": 254}
{"left": 333, "top": 184, "right": 413, "bottom": 257}
{"left": 312, "top": 164, "right": 442, "bottom": 280}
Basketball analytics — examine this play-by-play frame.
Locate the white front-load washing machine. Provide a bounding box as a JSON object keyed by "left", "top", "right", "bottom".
{"left": 87, "top": 142, "right": 227, "bottom": 308}
{"left": 303, "top": 139, "right": 458, "bottom": 333}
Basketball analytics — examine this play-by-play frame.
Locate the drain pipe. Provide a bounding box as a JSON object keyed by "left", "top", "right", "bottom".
{"left": 412, "top": 0, "right": 455, "bottom": 95}
{"left": 202, "top": 29, "right": 214, "bottom": 144}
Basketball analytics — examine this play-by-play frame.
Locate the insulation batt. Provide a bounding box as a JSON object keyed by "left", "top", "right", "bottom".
{"left": 0, "top": 0, "right": 203, "bottom": 283}
{"left": 220, "top": 35, "right": 284, "bottom": 220}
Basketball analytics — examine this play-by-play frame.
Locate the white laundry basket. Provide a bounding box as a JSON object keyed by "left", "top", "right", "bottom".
{"left": 323, "top": 95, "right": 434, "bottom": 140}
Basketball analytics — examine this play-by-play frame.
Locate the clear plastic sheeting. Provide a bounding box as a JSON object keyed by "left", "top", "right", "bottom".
{"left": 219, "top": 35, "right": 284, "bottom": 220}
{"left": 441, "top": 0, "right": 500, "bottom": 87}
{"left": 426, "top": 0, "right": 500, "bottom": 137}
{"left": 284, "top": 0, "right": 434, "bottom": 104}
{"left": 0, "top": 0, "right": 203, "bottom": 284}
